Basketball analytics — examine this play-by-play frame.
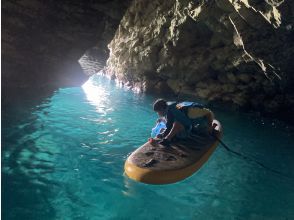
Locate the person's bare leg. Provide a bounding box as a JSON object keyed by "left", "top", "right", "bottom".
{"left": 165, "top": 122, "right": 184, "bottom": 141}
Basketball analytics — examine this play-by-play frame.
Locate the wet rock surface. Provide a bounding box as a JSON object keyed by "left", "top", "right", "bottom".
{"left": 2, "top": 0, "right": 294, "bottom": 121}
{"left": 106, "top": 0, "right": 294, "bottom": 118}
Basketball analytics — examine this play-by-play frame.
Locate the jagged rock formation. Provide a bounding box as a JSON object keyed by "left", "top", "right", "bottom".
{"left": 2, "top": 0, "right": 131, "bottom": 87}
{"left": 2, "top": 0, "right": 293, "bottom": 118}
{"left": 107, "top": 0, "right": 294, "bottom": 115}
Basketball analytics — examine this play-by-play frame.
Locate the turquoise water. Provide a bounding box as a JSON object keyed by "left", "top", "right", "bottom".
{"left": 2, "top": 74, "right": 294, "bottom": 220}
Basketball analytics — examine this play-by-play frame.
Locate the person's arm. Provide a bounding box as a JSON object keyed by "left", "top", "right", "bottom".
{"left": 165, "top": 121, "right": 185, "bottom": 141}
{"left": 162, "top": 107, "right": 188, "bottom": 140}
{"left": 162, "top": 126, "right": 171, "bottom": 137}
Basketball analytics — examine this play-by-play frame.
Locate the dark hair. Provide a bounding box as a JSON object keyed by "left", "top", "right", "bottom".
{"left": 153, "top": 99, "right": 167, "bottom": 111}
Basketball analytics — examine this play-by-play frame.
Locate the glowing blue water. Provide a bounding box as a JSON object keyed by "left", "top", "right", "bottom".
{"left": 2, "top": 74, "right": 294, "bottom": 220}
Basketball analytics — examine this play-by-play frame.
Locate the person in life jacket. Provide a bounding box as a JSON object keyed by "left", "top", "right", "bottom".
{"left": 153, "top": 99, "right": 214, "bottom": 147}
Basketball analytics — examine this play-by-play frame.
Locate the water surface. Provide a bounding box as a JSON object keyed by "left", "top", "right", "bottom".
{"left": 2, "top": 74, "right": 294, "bottom": 220}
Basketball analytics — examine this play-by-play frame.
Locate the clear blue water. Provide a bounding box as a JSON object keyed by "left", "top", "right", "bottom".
{"left": 2, "top": 74, "right": 294, "bottom": 220}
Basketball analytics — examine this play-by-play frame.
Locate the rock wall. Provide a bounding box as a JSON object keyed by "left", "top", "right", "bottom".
{"left": 107, "top": 0, "right": 294, "bottom": 116}
{"left": 2, "top": 0, "right": 131, "bottom": 88}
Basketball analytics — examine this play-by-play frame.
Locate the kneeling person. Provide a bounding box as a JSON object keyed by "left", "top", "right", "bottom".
{"left": 153, "top": 99, "right": 215, "bottom": 146}
{"left": 153, "top": 99, "right": 192, "bottom": 146}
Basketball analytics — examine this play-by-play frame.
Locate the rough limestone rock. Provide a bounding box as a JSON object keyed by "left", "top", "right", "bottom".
{"left": 107, "top": 0, "right": 294, "bottom": 116}
{"left": 2, "top": 0, "right": 131, "bottom": 87}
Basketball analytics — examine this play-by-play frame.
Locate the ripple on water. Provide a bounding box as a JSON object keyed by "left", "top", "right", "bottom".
{"left": 2, "top": 74, "right": 294, "bottom": 220}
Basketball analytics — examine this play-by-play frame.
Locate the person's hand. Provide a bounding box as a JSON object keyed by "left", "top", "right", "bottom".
{"left": 158, "top": 138, "right": 170, "bottom": 147}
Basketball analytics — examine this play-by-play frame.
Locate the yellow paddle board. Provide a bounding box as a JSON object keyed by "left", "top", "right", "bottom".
{"left": 124, "top": 120, "right": 222, "bottom": 184}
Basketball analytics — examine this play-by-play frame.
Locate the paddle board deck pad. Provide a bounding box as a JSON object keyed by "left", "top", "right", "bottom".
{"left": 124, "top": 120, "right": 222, "bottom": 184}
